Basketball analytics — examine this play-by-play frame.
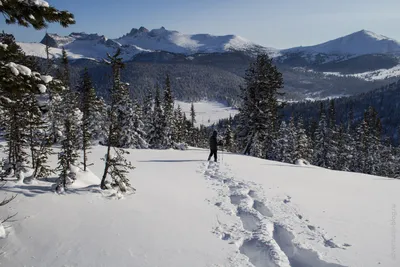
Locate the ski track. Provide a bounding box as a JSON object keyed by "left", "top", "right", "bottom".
{"left": 202, "top": 161, "right": 346, "bottom": 267}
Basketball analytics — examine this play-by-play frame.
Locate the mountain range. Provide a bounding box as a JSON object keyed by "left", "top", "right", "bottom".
{"left": 18, "top": 27, "right": 400, "bottom": 102}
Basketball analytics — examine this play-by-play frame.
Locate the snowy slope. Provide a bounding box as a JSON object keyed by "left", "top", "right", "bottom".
{"left": 175, "top": 101, "right": 239, "bottom": 127}
{"left": 20, "top": 32, "right": 152, "bottom": 61}
{"left": 116, "top": 27, "right": 278, "bottom": 56}
{"left": 1, "top": 146, "right": 399, "bottom": 267}
{"left": 285, "top": 30, "right": 400, "bottom": 55}
{"left": 323, "top": 64, "right": 400, "bottom": 81}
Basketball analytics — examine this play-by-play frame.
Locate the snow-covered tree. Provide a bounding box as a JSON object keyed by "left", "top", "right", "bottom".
{"left": 294, "top": 118, "right": 312, "bottom": 162}
{"left": 26, "top": 91, "right": 54, "bottom": 181}
{"left": 142, "top": 91, "right": 153, "bottom": 138}
{"left": 148, "top": 86, "right": 168, "bottom": 149}
{"left": 224, "top": 123, "right": 234, "bottom": 152}
{"left": 190, "top": 102, "right": 196, "bottom": 127}
{"left": 101, "top": 49, "right": 135, "bottom": 192}
{"left": 162, "top": 74, "right": 174, "bottom": 147}
{"left": 56, "top": 111, "right": 81, "bottom": 193}
{"left": 313, "top": 106, "right": 329, "bottom": 168}
{"left": 1, "top": 0, "right": 75, "bottom": 30}
{"left": 77, "top": 68, "right": 98, "bottom": 171}
{"left": 236, "top": 54, "right": 284, "bottom": 158}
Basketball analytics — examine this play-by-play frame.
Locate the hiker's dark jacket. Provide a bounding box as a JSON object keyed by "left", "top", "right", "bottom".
{"left": 209, "top": 131, "right": 222, "bottom": 150}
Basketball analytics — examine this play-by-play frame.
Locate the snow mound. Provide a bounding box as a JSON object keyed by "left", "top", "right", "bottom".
{"left": 0, "top": 223, "right": 5, "bottom": 239}
{"left": 295, "top": 158, "right": 311, "bottom": 166}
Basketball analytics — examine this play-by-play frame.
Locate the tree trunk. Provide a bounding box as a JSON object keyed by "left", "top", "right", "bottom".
{"left": 101, "top": 123, "right": 113, "bottom": 189}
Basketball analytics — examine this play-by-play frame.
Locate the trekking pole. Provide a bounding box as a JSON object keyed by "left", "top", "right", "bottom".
{"left": 222, "top": 144, "right": 224, "bottom": 163}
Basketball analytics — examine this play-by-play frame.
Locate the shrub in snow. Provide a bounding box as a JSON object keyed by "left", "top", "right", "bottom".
{"left": 0, "top": 182, "right": 17, "bottom": 229}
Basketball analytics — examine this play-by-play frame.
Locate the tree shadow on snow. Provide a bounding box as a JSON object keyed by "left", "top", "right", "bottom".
{"left": 66, "top": 185, "right": 101, "bottom": 195}
{"left": 1, "top": 184, "right": 53, "bottom": 197}
{"left": 138, "top": 159, "right": 205, "bottom": 163}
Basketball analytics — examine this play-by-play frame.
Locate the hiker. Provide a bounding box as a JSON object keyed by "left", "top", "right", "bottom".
{"left": 208, "top": 130, "right": 223, "bottom": 162}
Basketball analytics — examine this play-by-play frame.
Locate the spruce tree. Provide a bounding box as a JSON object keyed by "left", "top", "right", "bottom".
{"left": 148, "top": 86, "right": 168, "bottom": 149}
{"left": 190, "top": 102, "right": 196, "bottom": 127}
{"left": 236, "top": 54, "right": 284, "bottom": 158}
{"left": 313, "top": 106, "right": 329, "bottom": 168}
{"left": 56, "top": 115, "right": 81, "bottom": 193}
{"left": 163, "top": 74, "right": 174, "bottom": 147}
{"left": 0, "top": 0, "right": 75, "bottom": 183}
{"left": 26, "top": 91, "right": 53, "bottom": 181}
{"left": 224, "top": 123, "right": 234, "bottom": 152}
{"left": 101, "top": 49, "right": 135, "bottom": 192}
{"left": 142, "top": 91, "right": 153, "bottom": 138}
{"left": 295, "top": 118, "right": 312, "bottom": 162}
{"left": 77, "top": 68, "right": 97, "bottom": 171}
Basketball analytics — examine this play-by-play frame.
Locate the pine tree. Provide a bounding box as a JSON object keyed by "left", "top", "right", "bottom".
{"left": 173, "top": 105, "right": 184, "bottom": 144}
{"left": 0, "top": 34, "right": 56, "bottom": 179}
{"left": 0, "top": 0, "right": 74, "bottom": 187}
{"left": 313, "top": 106, "right": 329, "bottom": 168}
{"left": 142, "top": 90, "right": 153, "bottom": 138}
{"left": 56, "top": 114, "right": 81, "bottom": 193}
{"left": 148, "top": 85, "right": 168, "bottom": 149}
{"left": 294, "top": 118, "right": 312, "bottom": 162}
{"left": 1, "top": 0, "right": 75, "bottom": 30}
{"left": 326, "top": 100, "right": 338, "bottom": 169}
{"left": 26, "top": 91, "right": 54, "bottom": 181}
{"left": 236, "top": 54, "right": 284, "bottom": 158}
{"left": 162, "top": 75, "right": 174, "bottom": 147}
{"left": 190, "top": 102, "right": 196, "bottom": 127}
{"left": 101, "top": 49, "right": 135, "bottom": 192}
{"left": 224, "top": 123, "right": 234, "bottom": 152}
{"left": 77, "top": 68, "right": 97, "bottom": 171}
{"left": 55, "top": 49, "right": 82, "bottom": 190}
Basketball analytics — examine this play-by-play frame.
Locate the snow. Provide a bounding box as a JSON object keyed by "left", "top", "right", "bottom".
{"left": 16, "top": 0, "right": 49, "bottom": 7}
{"left": 0, "top": 42, "right": 7, "bottom": 50}
{"left": 5, "top": 62, "right": 32, "bottom": 76}
{"left": 0, "top": 224, "right": 5, "bottom": 239}
{"left": 323, "top": 64, "right": 400, "bottom": 81}
{"left": 284, "top": 29, "right": 400, "bottom": 55}
{"left": 40, "top": 75, "right": 53, "bottom": 83}
{"left": 175, "top": 100, "right": 239, "bottom": 127}
{"left": 37, "top": 84, "right": 46, "bottom": 93}
{"left": 1, "top": 146, "right": 399, "bottom": 267}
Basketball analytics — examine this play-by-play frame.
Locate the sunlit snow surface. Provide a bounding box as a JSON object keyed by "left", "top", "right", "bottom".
{"left": 1, "top": 146, "right": 399, "bottom": 267}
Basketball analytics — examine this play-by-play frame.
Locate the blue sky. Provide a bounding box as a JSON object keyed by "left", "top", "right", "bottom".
{"left": 1, "top": 0, "right": 400, "bottom": 49}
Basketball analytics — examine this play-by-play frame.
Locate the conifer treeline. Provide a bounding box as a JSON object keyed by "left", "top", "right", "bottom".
{"left": 0, "top": 34, "right": 211, "bottom": 191}
{"left": 214, "top": 54, "right": 400, "bottom": 178}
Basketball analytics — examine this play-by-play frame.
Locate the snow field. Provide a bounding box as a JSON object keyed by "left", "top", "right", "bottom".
{"left": 0, "top": 146, "right": 399, "bottom": 266}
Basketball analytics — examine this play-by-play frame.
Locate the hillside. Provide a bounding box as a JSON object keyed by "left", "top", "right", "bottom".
{"left": 284, "top": 30, "right": 400, "bottom": 55}
{"left": 1, "top": 146, "right": 399, "bottom": 267}
{"left": 283, "top": 79, "right": 400, "bottom": 143}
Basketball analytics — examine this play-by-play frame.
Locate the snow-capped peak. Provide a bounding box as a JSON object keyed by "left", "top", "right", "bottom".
{"left": 116, "top": 26, "right": 277, "bottom": 55}
{"left": 284, "top": 29, "right": 400, "bottom": 55}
